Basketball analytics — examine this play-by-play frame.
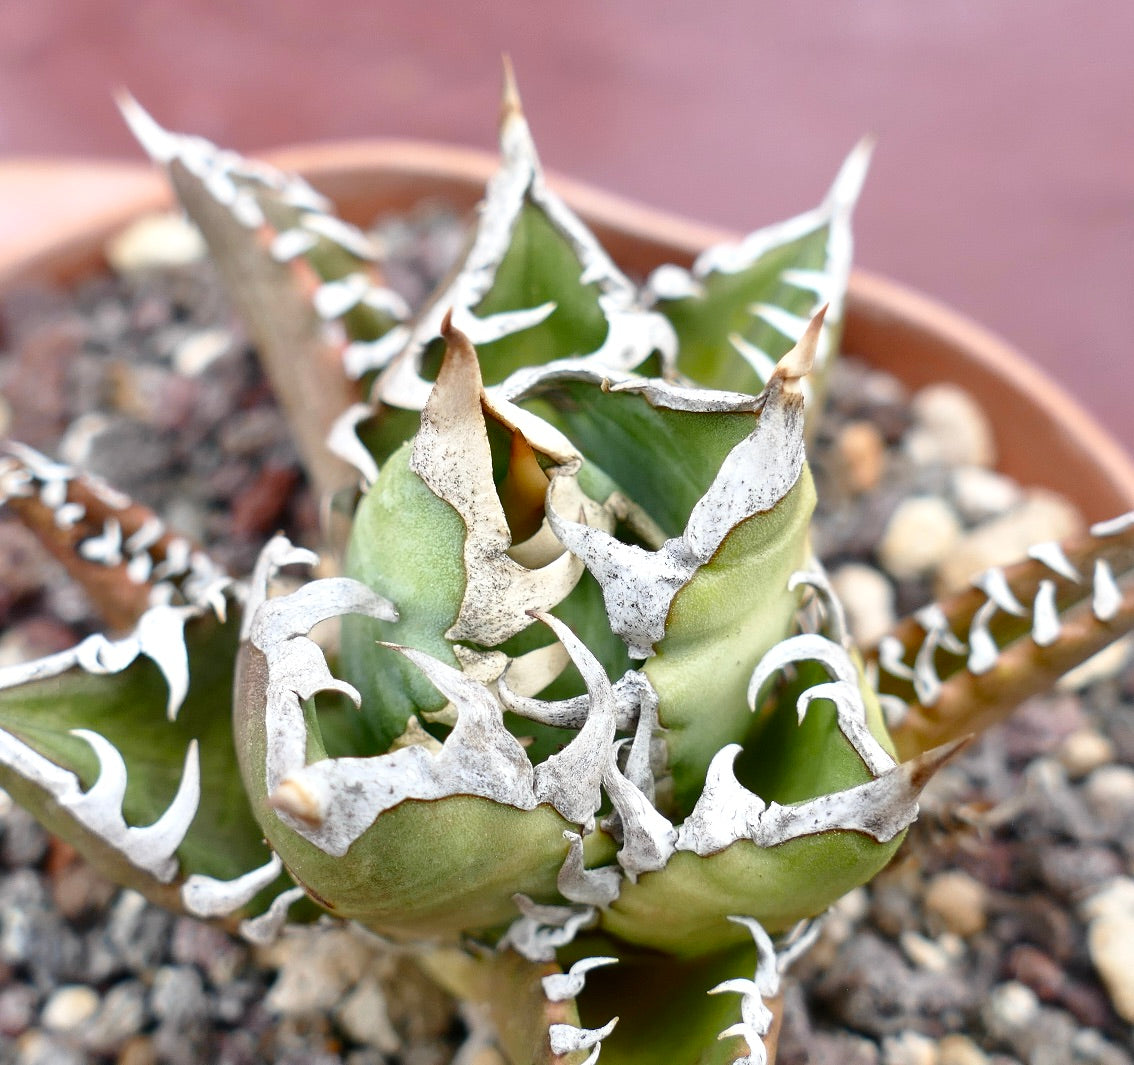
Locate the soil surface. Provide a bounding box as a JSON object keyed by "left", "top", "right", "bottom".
{"left": 0, "top": 208, "right": 1131, "bottom": 1065}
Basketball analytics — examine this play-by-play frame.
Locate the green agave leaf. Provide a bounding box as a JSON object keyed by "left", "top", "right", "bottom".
{"left": 648, "top": 140, "right": 870, "bottom": 405}
{"left": 0, "top": 608, "right": 285, "bottom": 917}
{"left": 374, "top": 72, "right": 673, "bottom": 414}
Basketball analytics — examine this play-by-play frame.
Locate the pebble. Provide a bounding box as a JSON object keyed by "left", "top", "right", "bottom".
{"left": 982, "top": 981, "right": 1040, "bottom": 1038}
{"left": 837, "top": 420, "right": 888, "bottom": 493}
{"left": 105, "top": 212, "right": 207, "bottom": 272}
{"left": 936, "top": 1035, "right": 989, "bottom": 1065}
{"left": 881, "top": 1030, "right": 938, "bottom": 1065}
{"left": 923, "top": 871, "right": 988, "bottom": 937}
{"left": 40, "top": 984, "right": 98, "bottom": 1031}
{"left": 934, "top": 489, "right": 1085, "bottom": 595}
{"left": 172, "top": 327, "right": 235, "bottom": 377}
{"left": 877, "top": 496, "right": 964, "bottom": 580}
{"left": 906, "top": 383, "right": 996, "bottom": 469}
{"left": 1083, "top": 764, "right": 1134, "bottom": 830}
{"left": 1056, "top": 728, "right": 1118, "bottom": 779}
{"left": 1085, "top": 909, "right": 1134, "bottom": 1022}
{"left": 81, "top": 979, "right": 146, "bottom": 1053}
{"left": 830, "top": 563, "right": 897, "bottom": 647}
{"left": 950, "top": 465, "right": 1023, "bottom": 523}
{"left": 335, "top": 976, "right": 400, "bottom": 1052}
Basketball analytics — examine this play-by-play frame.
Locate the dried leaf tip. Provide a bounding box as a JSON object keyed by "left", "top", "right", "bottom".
{"left": 437, "top": 312, "right": 482, "bottom": 380}
{"left": 115, "top": 91, "right": 177, "bottom": 164}
{"left": 500, "top": 54, "right": 523, "bottom": 125}
{"left": 771, "top": 305, "right": 825, "bottom": 391}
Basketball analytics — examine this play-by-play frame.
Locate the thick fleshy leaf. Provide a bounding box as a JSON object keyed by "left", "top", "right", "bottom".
{"left": 0, "top": 606, "right": 286, "bottom": 918}
{"left": 646, "top": 140, "right": 869, "bottom": 405}
{"left": 374, "top": 70, "right": 674, "bottom": 412}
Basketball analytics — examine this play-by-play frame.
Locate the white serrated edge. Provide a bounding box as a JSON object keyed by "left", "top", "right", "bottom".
{"left": 326, "top": 403, "right": 380, "bottom": 486}
{"left": 375, "top": 80, "right": 672, "bottom": 412}
{"left": 541, "top": 955, "right": 619, "bottom": 1002}
{"left": 238, "top": 885, "right": 307, "bottom": 945}
{"left": 708, "top": 916, "right": 780, "bottom": 1065}
{"left": 500, "top": 893, "right": 597, "bottom": 963}
{"left": 409, "top": 326, "right": 585, "bottom": 646}
{"left": 181, "top": 852, "right": 284, "bottom": 918}
{"left": 546, "top": 333, "right": 810, "bottom": 660}
{"left": 556, "top": 832, "right": 622, "bottom": 908}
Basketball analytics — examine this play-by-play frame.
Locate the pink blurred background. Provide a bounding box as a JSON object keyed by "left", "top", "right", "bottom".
{"left": 2, "top": 0, "right": 1132, "bottom": 451}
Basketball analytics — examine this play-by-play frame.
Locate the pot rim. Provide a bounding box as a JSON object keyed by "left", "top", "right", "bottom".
{"left": 3, "top": 138, "right": 1133, "bottom": 520}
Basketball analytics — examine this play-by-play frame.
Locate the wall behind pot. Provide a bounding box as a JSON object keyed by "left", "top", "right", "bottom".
{"left": 1, "top": 1, "right": 1132, "bottom": 453}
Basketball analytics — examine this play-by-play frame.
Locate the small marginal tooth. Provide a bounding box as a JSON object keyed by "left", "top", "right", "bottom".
{"left": 966, "top": 598, "right": 1002, "bottom": 674}
{"left": 972, "top": 567, "right": 1028, "bottom": 616}
{"left": 124, "top": 516, "right": 165, "bottom": 554}
{"left": 269, "top": 774, "right": 329, "bottom": 828}
{"left": 270, "top": 228, "right": 319, "bottom": 261}
{"left": 1032, "top": 579, "right": 1061, "bottom": 647}
{"left": 557, "top": 831, "right": 622, "bottom": 908}
{"left": 78, "top": 518, "right": 124, "bottom": 566}
{"left": 1093, "top": 558, "right": 1122, "bottom": 622}
{"left": 239, "top": 885, "right": 306, "bottom": 945}
{"left": 299, "top": 213, "right": 380, "bottom": 259}
{"left": 541, "top": 955, "right": 618, "bottom": 1003}
{"left": 313, "top": 274, "right": 371, "bottom": 320}
{"left": 54, "top": 502, "right": 85, "bottom": 529}
{"left": 1091, "top": 511, "right": 1134, "bottom": 537}
{"left": 181, "top": 852, "right": 284, "bottom": 918}
{"left": 1027, "top": 540, "right": 1082, "bottom": 582}
{"left": 780, "top": 267, "right": 834, "bottom": 298}
{"left": 548, "top": 1018, "right": 618, "bottom": 1057}
{"left": 126, "top": 552, "right": 153, "bottom": 584}
{"left": 878, "top": 635, "right": 915, "bottom": 682}
{"left": 750, "top": 302, "right": 812, "bottom": 343}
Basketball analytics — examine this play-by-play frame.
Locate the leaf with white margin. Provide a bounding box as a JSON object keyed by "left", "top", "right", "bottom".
{"left": 237, "top": 539, "right": 623, "bottom": 940}
{"left": 120, "top": 94, "right": 406, "bottom": 504}
{"left": 547, "top": 324, "right": 812, "bottom": 660}
{"left": 708, "top": 916, "right": 780, "bottom": 1065}
{"left": 0, "top": 604, "right": 285, "bottom": 917}
{"left": 543, "top": 326, "right": 817, "bottom": 810}
{"left": 409, "top": 322, "right": 586, "bottom": 647}
{"left": 375, "top": 67, "right": 674, "bottom": 411}
{"left": 646, "top": 138, "right": 870, "bottom": 402}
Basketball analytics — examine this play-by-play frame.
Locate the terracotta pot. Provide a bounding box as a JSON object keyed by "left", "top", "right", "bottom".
{"left": 4, "top": 142, "right": 1133, "bottom": 525}
{"left": 3, "top": 143, "right": 1134, "bottom": 1065}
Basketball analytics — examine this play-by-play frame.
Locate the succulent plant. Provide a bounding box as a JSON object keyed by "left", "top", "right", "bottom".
{"left": 1, "top": 71, "right": 1132, "bottom": 1065}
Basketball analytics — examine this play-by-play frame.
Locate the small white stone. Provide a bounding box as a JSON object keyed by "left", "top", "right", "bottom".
{"left": 898, "top": 930, "right": 952, "bottom": 973}
{"left": 908, "top": 383, "right": 996, "bottom": 469}
{"left": 1054, "top": 728, "right": 1117, "bottom": 779}
{"left": 105, "top": 211, "right": 207, "bottom": 272}
{"left": 335, "top": 976, "right": 400, "bottom": 1053}
{"left": 881, "top": 1029, "right": 938, "bottom": 1065}
{"left": 937, "top": 1034, "right": 989, "bottom": 1065}
{"left": 1081, "top": 877, "right": 1134, "bottom": 924}
{"left": 1083, "top": 764, "right": 1134, "bottom": 823}
{"left": 172, "top": 328, "right": 234, "bottom": 377}
{"left": 836, "top": 420, "right": 887, "bottom": 494}
{"left": 41, "top": 985, "right": 99, "bottom": 1031}
{"left": 924, "top": 870, "right": 988, "bottom": 937}
{"left": 935, "top": 489, "right": 1084, "bottom": 595}
{"left": 878, "top": 497, "right": 964, "bottom": 581}
{"left": 1087, "top": 912, "right": 1134, "bottom": 1023}
{"left": 830, "top": 564, "right": 896, "bottom": 647}
{"left": 950, "top": 466, "right": 1023, "bottom": 523}
{"left": 984, "top": 981, "right": 1040, "bottom": 1034}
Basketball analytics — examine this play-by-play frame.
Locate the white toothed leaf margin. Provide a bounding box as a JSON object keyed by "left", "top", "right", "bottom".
{"left": 408, "top": 331, "right": 586, "bottom": 647}
{"left": 181, "top": 852, "right": 284, "bottom": 918}
{"left": 0, "top": 724, "right": 198, "bottom": 883}
{"left": 546, "top": 369, "right": 805, "bottom": 659}
{"left": 645, "top": 139, "right": 871, "bottom": 383}
{"left": 376, "top": 89, "right": 673, "bottom": 412}
{"left": 708, "top": 916, "right": 781, "bottom": 1065}
{"left": 249, "top": 539, "right": 632, "bottom": 854}
{"left": 542, "top": 955, "right": 619, "bottom": 1002}
{"left": 500, "top": 894, "right": 597, "bottom": 963}
{"left": 238, "top": 885, "right": 307, "bottom": 946}
{"left": 549, "top": 1017, "right": 618, "bottom": 1065}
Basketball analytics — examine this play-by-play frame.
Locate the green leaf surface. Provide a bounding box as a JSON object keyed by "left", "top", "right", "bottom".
{"left": 0, "top": 612, "right": 281, "bottom": 912}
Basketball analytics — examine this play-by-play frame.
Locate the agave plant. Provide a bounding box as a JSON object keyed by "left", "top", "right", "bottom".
{"left": 1, "top": 73, "right": 1132, "bottom": 1065}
